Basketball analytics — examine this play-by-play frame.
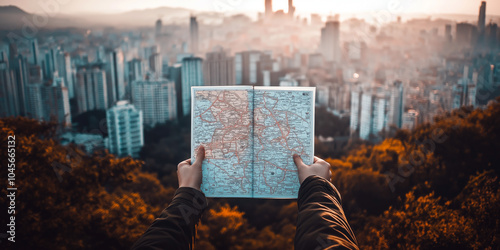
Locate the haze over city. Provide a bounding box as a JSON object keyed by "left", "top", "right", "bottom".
{"left": 0, "top": 0, "right": 499, "bottom": 249}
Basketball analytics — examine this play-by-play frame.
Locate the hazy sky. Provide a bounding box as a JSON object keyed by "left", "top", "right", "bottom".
{"left": 1, "top": 0, "right": 499, "bottom": 16}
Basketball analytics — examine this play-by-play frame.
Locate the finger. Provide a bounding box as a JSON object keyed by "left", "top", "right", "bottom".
{"left": 314, "top": 156, "right": 327, "bottom": 163}
{"left": 193, "top": 146, "right": 205, "bottom": 167}
{"left": 177, "top": 159, "right": 191, "bottom": 170}
{"left": 313, "top": 156, "right": 321, "bottom": 163}
{"left": 293, "top": 154, "right": 308, "bottom": 169}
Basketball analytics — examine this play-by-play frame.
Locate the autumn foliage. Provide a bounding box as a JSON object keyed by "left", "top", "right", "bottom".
{"left": 0, "top": 97, "right": 499, "bottom": 249}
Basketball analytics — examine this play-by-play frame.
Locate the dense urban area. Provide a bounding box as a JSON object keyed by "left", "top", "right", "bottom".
{"left": 0, "top": 0, "right": 499, "bottom": 249}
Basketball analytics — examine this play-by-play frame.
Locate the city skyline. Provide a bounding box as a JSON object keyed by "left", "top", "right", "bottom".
{"left": 1, "top": 0, "right": 500, "bottom": 16}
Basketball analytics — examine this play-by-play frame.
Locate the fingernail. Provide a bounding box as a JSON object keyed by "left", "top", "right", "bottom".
{"left": 293, "top": 154, "right": 298, "bottom": 159}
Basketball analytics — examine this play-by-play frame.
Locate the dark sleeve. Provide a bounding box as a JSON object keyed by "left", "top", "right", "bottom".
{"left": 132, "top": 187, "right": 208, "bottom": 250}
{"left": 295, "top": 175, "right": 359, "bottom": 250}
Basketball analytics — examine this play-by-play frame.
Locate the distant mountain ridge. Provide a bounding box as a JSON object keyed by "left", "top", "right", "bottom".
{"left": 0, "top": 5, "right": 499, "bottom": 31}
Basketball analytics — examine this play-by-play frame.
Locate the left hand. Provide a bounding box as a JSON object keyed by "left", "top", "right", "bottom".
{"left": 177, "top": 146, "right": 205, "bottom": 191}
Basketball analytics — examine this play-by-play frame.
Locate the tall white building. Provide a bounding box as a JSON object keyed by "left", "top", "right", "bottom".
{"left": 181, "top": 57, "right": 204, "bottom": 116}
{"left": 75, "top": 67, "right": 108, "bottom": 114}
{"left": 349, "top": 88, "right": 363, "bottom": 134}
{"left": 106, "top": 101, "right": 144, "bottom": 158}
{"left": 352, "top": 88, "right": 390, "bottom": 140}
{"left": 132, "top": 79, "right": 177, "bottom": 126}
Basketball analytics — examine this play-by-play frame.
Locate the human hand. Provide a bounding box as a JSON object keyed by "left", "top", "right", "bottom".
{"left": 177, "top": 146, "right": 205, "bottom": 191}
{"left": 293, "top": 155, "right": 332, "bottom": 184}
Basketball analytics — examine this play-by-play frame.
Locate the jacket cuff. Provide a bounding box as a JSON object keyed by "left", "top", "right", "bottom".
{"left": 161, "top": 187, "right": 208, "bottom": 218}
{"left": 297, "top": 175, "right": 341, "bottom": 209}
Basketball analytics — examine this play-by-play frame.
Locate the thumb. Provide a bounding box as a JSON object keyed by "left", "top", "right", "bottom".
{"left": 293, "top": 154, "right": 308, "bottom": 170}
{"left": 193, "top": 146, "right": 205, "bottom": 167}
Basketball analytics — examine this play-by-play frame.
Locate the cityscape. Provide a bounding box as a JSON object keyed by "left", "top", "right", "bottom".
{"left": 1, "top": 0, "right": 500, "bottom": 249}
{"left": 1, "top": 0, "right": 499, "bottom": 157}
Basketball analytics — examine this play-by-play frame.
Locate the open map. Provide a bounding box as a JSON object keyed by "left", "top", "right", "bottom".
{"left": 191, "top": 86, "right": 315, "bottom": 198}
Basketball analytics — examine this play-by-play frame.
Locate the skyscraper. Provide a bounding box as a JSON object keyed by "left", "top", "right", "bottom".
{"left": 265, "top": 0, "right": 273, "bottom": 18}
{"left": 288, "top": 0, "right": 295, "bottom": 18}
{"left": 132, "top": 79, "right": 177, "bottom": 126}
{"left": 106, "top": 101, "right": 144, "bottom": 158}
{"left": 128, "top": 58, "right": 145, "bottom": 83}
{"left": 190, "top": 16, "right": 199, "bottom": 54}
{"left": 456, "top": 22, "right": 475, "bottom": 47}
{"left": 149, "top": 53, "right": 162, "bottom": 80}
{"left": 25, "top": 78, "right": 71, "bottom": 127}
{"left": 181, "top": 57, "right": 203, "bottom": 116}
{"left": 41, "top": 77, "right": 71, "bottom": 127}
{"left": 75, "top": 66, "right": 108, "bottom": 114}
{"left": 29, "top": 38, "right": 40, "bottom": 66}
{"left": 0, "top": 60, "right": 19, "bottom": 117}
{"left": 107, "top": 49, "right": 125, "bottom": 104}
{"left": 478, "top": 1, "right": 486, "bottom": 33}
{"left": 321, "top": 21, "right": 341, "bottom": 63}
{"left": 25, "top": 83, "right": 44, "bottom": 121}
{"left": 168, "top": 63, "right": 183, "bottom": 119}
{"left": 359, "top": 92, "right": 389, "bottom": 140}
{"left": 349, "top": 88, "right": 363, "bottom": 134}
{"left": 203, "top": 49, "right": 235, "bottom": 86}
{"left": 445, "top": 24, "right": 453, "bottom": 44}
{"left": 388, "top": 81, "right": 404, "bottom": 128}
{"left": 235, "top": 51, "right": 261, "bottom": 85}
{"left": 155, "top": 18, "right": 162, "bottom": 38}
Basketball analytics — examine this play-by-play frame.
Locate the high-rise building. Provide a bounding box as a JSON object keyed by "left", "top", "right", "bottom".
{"left": 0, "top": 60, "right": 19, "bottom": 117}
{"left": 155, "top": 19, "right": 162, "bottom": 38}
{"left": 106, "top": 101, "right": 144, "bottom": 158}
{"left": 55, "top": 51, "right": 74, "bottom": 99}
{"left": 388, "top": 81, "right": 404, "bottom": 128}
{"left": 445, "top": 24, "right": 453, "bottom": 44}
{"left": 359, "top": 92, "right": 389, "bottom": 140}
{"left": 235, "top": 51, "right": 261, "bottom": 85}
{"left": 265, "top": 0, "right": 273, "bottom": 18}
{"left": 168, "top": 64, "right": 183, "bottom": 119}
{"left": 11, "top": 54, "right": 29, "bottom": 115}
{"left": 107, "top": 49, "right": 125, "bottom": 104}
{"left": 288, "top": 0, "right": 295, "bottom": 18}
{"left": 25, "top": 83, "right": 44, "bottom": 120}
{"left": 203, "top": 49, "right": 235, "bottom": 86}
{"left": 349, "top": 88, "right": 363, "bottom": 134}
{"left": 128, "top": 58, "right": 145, "bottom": 83}
{"left": 456, "top": 22, "right": 476, "bottom": 47}
{"left": 149, "top": 53, "right": 162, "bottom": 80}
{"left": 132, "top": 79, "right": 177, "bottom": 126}
{"left": 75, "top": 66, "right": 108, "bottom": 114}
{"left": 181, "top": 57, "right": 203, "bottom": 116}
{"left": 25, "top": 78, "right": 71, "bottom": 127}
{"left": 29, "top": 38, "right": 40, "bottom": 66}
{"left": 44, "top": 47, "right": 60, "bottom": 80}
{"left": 41, "top": 77, "right": 71, "bottom": 127}
{"left": 190, "top": 16, "right": 199, "bottom": 54}
{"left": 478, "top": 1, "right": 486, "bottom": 33}
{"left": 321, "top": 21, "right": 341, "bottom": 63}
{"left": 487, "top": 23, "right": 498, "bottom": 49}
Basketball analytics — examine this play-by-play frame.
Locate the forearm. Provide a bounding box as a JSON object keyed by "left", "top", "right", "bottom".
{"left": 132, "top": 187, "right": 207, "bottom": 250}
{"left": 295, "top": 176, "right": 359, "bottom": 250}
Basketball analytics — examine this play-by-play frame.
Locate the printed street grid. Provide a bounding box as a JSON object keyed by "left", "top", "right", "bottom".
{"left": 192, "top": 87, "right": 314, "bottom": 198}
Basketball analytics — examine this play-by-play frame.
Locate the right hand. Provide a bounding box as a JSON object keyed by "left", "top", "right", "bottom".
{"left": 293, "top": 155, "right": 332, "bottom": 184}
